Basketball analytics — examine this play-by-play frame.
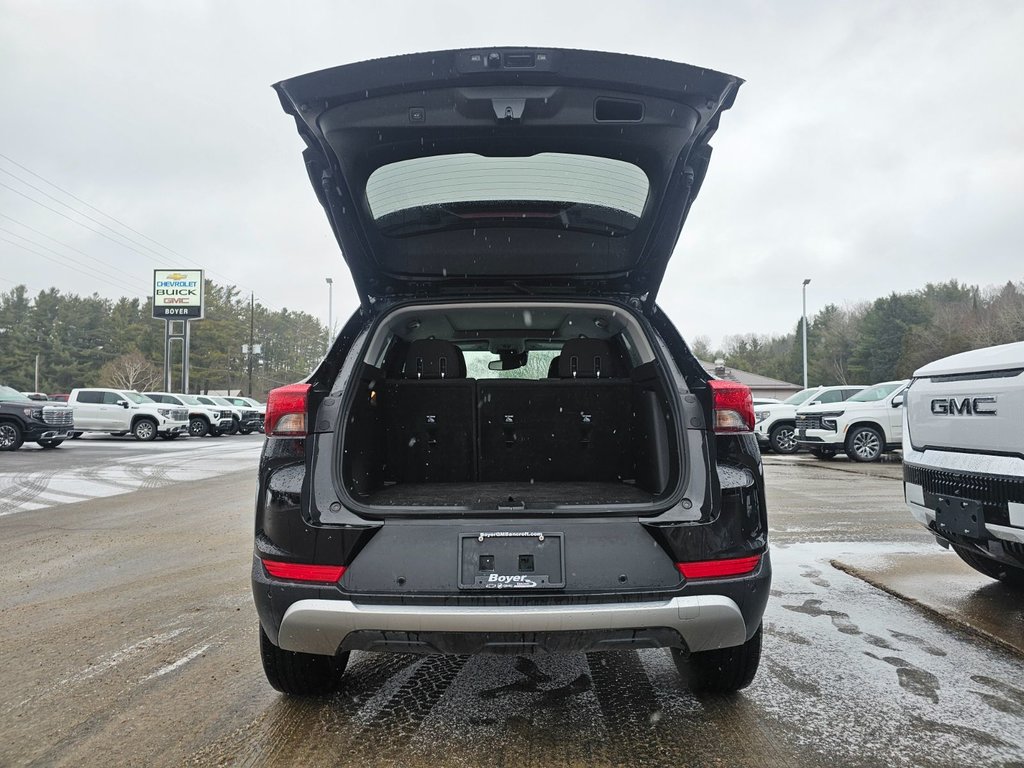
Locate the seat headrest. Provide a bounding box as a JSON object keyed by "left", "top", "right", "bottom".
{"left": 403, "top": 339, "right": 467, "bottom": 379}
{"left": 557, "top": 339, "right": 616, "bottom": 378}
{"left": 546, "top": 355, "right": 561, "bottom": 378}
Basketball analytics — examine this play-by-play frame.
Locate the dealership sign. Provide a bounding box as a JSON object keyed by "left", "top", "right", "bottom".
{"left": 152, "top": 270, "right": 204, "bottom": 319}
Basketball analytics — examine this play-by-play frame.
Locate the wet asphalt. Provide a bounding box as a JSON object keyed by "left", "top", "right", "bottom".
{"left": 1, "top": 444, "right": 1022, "bottom": 767}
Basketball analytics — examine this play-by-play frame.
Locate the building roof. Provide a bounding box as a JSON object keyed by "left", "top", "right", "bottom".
{"left": 698, "top": 360, "right": 802, "bottom": 391}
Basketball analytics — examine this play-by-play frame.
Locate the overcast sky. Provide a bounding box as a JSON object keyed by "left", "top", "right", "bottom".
{"left": 2, "top": 1, "right": 1023, "bottom": 346}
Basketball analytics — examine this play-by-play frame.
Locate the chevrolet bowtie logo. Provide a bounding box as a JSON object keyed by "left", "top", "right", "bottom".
{"left": 166, "top": 272, "right": 189, "bottom": 280}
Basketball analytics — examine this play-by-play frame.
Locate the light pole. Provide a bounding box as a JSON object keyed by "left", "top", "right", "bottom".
{"left": 802, "top": 278, "right": 811, "bottom": 389}
{"left": 325, "top": 277, "right": 334, "bottom": 353}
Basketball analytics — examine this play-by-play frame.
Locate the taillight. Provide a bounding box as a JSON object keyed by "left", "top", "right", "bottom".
{"left": 708, "top": 379, "right": 754, "bottom": 433}
{"left": 265, "top": 383, "right": 310, "bottom": 436}
{"left": 262, "top": 559, "right": 345, "bottom": 583}
{"left": 676, "top": 554, "right": 761, "bottom": 579}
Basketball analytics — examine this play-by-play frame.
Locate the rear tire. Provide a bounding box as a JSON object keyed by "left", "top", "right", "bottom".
{"left": 259, "top": 626, "right": 349, "bottom": 696}
{"left": 672, "top": 624, "right": 762, "bottom": 694}
{"left": 846, "top": 425, "right": 883, "bottom": 462}
{"left": 188, "top": 417, "right": 209, "bottom": 438}
{"left": 159, "top": 433, "right": 181, "bottom": 440}
{"left": 0, "top": 422, "right": 25, "bottom": 451}
{"left": 37, "top": 439, "right": 64, "bottom": 449}
{"left": 952, "top": 545, "right": 1024, "bottom": 588}
{"left": 132, "top": 418, "right": 158, "bottom": 442}
{"left": 768, "top": 423, "right": 799, "bottom": 454}
{"left": 810, "top": 447, "right": 838, "bottom": 460}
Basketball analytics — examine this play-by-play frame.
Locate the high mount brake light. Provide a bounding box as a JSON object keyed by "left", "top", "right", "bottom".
{"left": 708, "top": 380, "right": 754, "bottom": 433}
{"left": 265, "top": 383, "right": 310, "bottom": 436}
{"left": 676, "top": 554, "right": 761, "bottom": 579}
{"left": 262, "top": 559, "right": 346, "bottom": 583}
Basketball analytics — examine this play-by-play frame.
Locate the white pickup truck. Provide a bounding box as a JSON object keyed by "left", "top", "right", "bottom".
{"left": 67, "top": 388, "right": 189, "bottom": 441}
{"left": 795, "top": 380, "right": 909, "bottom": 462}
{"left": 903, "top": 341, "right": 1024, "bottom": 587}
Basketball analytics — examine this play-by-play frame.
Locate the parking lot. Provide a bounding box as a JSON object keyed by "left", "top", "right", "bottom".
{"left": 1, "top": 442, "right": 1022, "bottom": 767}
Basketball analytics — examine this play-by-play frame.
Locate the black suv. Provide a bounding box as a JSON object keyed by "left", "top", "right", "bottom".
{"left": 0, "top": 386, "right": 75, "bottom": 451}
{"left": 253, "top": 48, "right": 769, "bottom": 696}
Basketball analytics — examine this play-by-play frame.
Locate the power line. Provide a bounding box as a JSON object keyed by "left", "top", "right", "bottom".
{"left": 0, "top": 226, "right": 149, "bottom": 295}
{"left": 0, "top": 237, "right": 146, "bottom": 297}
{"left": 0, "top": 152, "right": 190, "bottom": 260}
{"left": 0, "top": 154, "right": 268, "bottom": 301}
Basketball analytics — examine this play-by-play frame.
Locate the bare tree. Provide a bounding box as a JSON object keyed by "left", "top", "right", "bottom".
{"left": 99, "top": 351, "right": 162, "bottom": 391}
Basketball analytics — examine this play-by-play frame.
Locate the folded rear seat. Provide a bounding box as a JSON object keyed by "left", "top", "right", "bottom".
{"left": 383, "top": 339, "right": 475, "bottom": 483}
{"left": 478, "top": 339, "right": 632, "bottom": 483}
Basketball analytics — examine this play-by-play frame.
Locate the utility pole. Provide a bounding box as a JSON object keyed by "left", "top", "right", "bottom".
{"left": 248, "top": 292, "right": 255, "bottom": 397}
{"left": 802, "top": 278, "right": 811, "bottom": 389}
{"left": 34, "top": 354, "right": 40, "bottom": 392}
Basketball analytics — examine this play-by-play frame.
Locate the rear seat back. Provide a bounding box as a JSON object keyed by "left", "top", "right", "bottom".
{"left": 383, "top": 339, "right": 475, "bottom": 483}
{"left": 479, "top": 339, "right": 632, "bottom": 482}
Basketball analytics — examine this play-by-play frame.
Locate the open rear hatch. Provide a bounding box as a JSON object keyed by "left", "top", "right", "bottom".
{"left": 274, "top": 48, "right": 742, "bottom": 307}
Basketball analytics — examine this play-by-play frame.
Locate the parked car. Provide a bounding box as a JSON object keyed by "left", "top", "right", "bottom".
{"left": 753, "top": 385, "right": 866, "bottom": 454}
{"left": 795, "top": 380, "right": 909, "bottom": 461}
{"left": 49, "top": 393, "right": 70, "bottom": 403}
{"left": 252, "top": 48, "right": 770, "bottom": 697}
{"left": 0, "top": 385, "right": 75, "bottom": 450}
{"left": 222, "top": 396, "right": 266, "bottom": 431}
{"left": 143, "top": 392, "right": 233, "bottom": 438}
{"left": 21, "top": 391, "right": 50, "bottom": 402}
{"left": 903, "top": 341, "right": 1024, "bottom": 587}
{"left": 67, "top": 388, "right": 189, "bottom": 441}
{"left": 210, "top": 396, "right": 262, "bottom": 434}
{"left": 191, "top": 395, "right": 243, "bottom": 434}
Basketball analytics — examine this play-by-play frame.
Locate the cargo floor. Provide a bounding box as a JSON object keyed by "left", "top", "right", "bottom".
{"left": 361, "top": 481, "right": 654, "bottom": 507}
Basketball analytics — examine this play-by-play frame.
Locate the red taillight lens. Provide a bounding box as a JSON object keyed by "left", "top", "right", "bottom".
{"left": 676, "top": 554, "right": 761, "bottom": 579}
{"left": 262, "top": 559, "right": 346, "bottom": 583}
{"left": 265, "top": 382, "right": 310, "bottom": 436}
{"left": 708, "top": 379, "right": 754, "bottom": 433}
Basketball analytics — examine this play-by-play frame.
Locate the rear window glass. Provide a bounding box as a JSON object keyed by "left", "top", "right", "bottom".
{"left": 366, "top": 153, "right": 649, "bottom": 234}
{"left": 464, "top": 350, "right": 560, "bottom": 380}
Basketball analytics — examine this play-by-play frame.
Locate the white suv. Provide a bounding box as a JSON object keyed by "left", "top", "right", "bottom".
{"left": 903, "top": 341, "right": 1024, "bottom": 587}
{"left": 753, "top": 385, "right": 865, "bottom": 454}
{"left": 144, "top": 392, "right": 234, "bottom": 438}
{"left": 67, "top": 388, "right": 189, "bottom": 441}
{"left": 795, "top": 380, "right": 909, "bottom": 461}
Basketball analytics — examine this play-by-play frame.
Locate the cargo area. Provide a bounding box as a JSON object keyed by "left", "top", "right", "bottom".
{"left": 338, "top": 304, "right": 683, "bottom": 510}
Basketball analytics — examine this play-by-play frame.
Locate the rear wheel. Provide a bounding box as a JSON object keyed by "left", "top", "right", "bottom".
{"left": 37, "top": 439, "right": 64, "bottom": 449}
{"left": 188, "top": 417, "right": 209, "bottom": 438}
{"left": 671, "top": 624, "right": 762, "bottom": 694}
{"left": 952, "top": 545, "right": 1024, "bottom": 588}
{"left": 768, "top": 423, "right": 798, "bottom": 454}
{"left": 132, "top": 418, "right": 158, "bottom": 442}
{"left": 259, "top": 626, "right": 349, "bottom": 696}
{"left": 159, "top": 433, "right": 181, "bottom": 440}
{"left": 0, "top": 422, "right": 24, "bottom": 451}
{"left": 810, "top": 447, "right": 838, "bottom": 460}
{"left": 846, "top": 425, "right": 883, "bottom": 462}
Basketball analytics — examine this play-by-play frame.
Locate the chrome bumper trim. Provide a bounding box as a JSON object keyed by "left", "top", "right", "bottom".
{"left": 278, "top": 595, "right": 747, "bottom": 656}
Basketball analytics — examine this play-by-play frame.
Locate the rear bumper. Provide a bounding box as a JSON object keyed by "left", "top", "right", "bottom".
{"left": 277, "top": 594, "right": 747, "bottom": 656}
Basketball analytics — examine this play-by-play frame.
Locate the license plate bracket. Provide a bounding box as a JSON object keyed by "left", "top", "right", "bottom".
{"left": 931, "top": 494, "right": 986, "bottom": 539}
{"left": 459, "top": 532, "right": 565, "bottom": 590}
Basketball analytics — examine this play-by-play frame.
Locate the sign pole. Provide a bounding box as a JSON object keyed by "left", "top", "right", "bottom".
{"left": 183, "top": 319, "right": 191, "bottom": 394}
{"left": 164, "top": 320, "right": 172, "bottom": 391}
